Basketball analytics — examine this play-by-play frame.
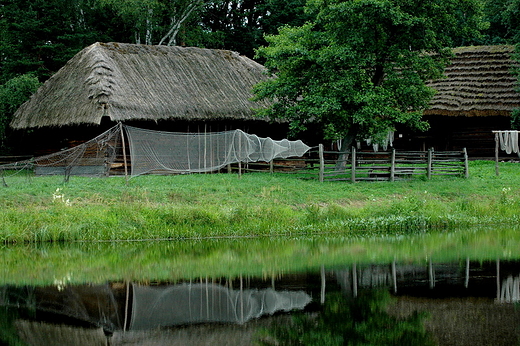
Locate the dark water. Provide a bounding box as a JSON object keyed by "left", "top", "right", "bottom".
{"left": 2, "top": 258, "right": 520, "bottom": 345}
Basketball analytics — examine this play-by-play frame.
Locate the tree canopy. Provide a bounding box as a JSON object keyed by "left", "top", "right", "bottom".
{"left": 253, "top": 0, "right": 487, "bottom": 145}
{"left": 0, "top": 74, "right": 40, "bottom": 150}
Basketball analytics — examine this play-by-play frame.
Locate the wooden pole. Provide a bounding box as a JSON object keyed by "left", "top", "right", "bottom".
{"left": 120, "top": 123, "right": 129, "bottom": 183}
{"left": 495, "top": 132, "right": 500, "bottom": 176}
{"left": 123, "top": 281, "right": 130, "bottom": 332}
{"left": 238, "top": 131, "right": 242, "bottom": 178}
{"left": 427, "top": 148, "right": 433, "bottom": 180}
{"left": 204, "top": 123, "right": 207, "bottom": 173}
{"left": 390, "top": 148, "right": 396, "bottom": 182}
{"left": 428, "top": 258, "right": 435, "bottom": 289}
{"left": 392, "top": 260, "right": 397, "bottom": 293}
{"left": 319, "top": 144, "right": 324, "bottom": 183}
{"left": 463, "top": 147, "right": 469, "bottom": 178}
{"left": 351, "top": 147, "right": 356, "bottom": 183}
{"left": 465, "top": 257, "right": 470, "bottom": 288}
{"left": 352, "top": 263, "right": 358, "bottom": 298}
{"left": 496, "top": 259, "right": 500, "bottom": 301}
{"left": 320, "top": 265, "right": 326, "bottom": 304}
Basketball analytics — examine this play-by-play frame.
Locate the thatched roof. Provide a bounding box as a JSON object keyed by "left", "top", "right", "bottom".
{"left": 11, "top": 42, "right": 271, "bottom": 129}
{"left": 425, "top": 45, "right": 520, "bottom": 117}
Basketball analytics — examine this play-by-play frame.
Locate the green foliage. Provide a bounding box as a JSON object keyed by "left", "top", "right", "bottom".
{"left": 481, "top": 0, "right": 520, "bottom": 44}
{"left": 257, "top": 290, "right": 435, "bottom": 346}
{"left": 0, "top": 0, "right": 119, "bottom": 83}
{"left": 0, "top": 74, "right": 41, "bottom": 151}
{"left": 187, "top": 0, "right": 309, "bottom": 58}
{"left": 253, "top": 0, "right": 486, "bottom": 143}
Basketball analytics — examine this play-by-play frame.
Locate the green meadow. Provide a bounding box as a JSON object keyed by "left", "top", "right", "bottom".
{"left": 0, "top": 160, "right": 519, "bottom": 243}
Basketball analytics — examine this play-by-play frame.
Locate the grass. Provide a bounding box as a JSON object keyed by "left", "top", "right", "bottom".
{"left": 0, "top": 160, "right": 519, "bottom": 243}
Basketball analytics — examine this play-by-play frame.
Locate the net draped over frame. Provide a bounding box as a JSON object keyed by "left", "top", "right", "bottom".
{"left": 0, "top": 124, "right": 311, "bottom": 180}
{"left": 124, "top": 125, "right": 311, "bottom": 177}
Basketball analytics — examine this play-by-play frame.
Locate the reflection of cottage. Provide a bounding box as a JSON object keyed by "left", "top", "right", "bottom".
{"left": 397, "top": 45, "right": 520, "bottom": 158}
{"left": 9, "top": 42, "right": 284, "bottom": 155}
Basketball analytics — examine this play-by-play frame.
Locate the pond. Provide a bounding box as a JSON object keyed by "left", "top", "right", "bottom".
{"left": 1, "top": 226, "right": 520, "bottom": 345}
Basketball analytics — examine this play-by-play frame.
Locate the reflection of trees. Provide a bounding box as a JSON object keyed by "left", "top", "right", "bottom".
{"left": 0, "top": 307, "right": 26, "bottom": 346}
{"left": 257, "top": 290, "right": 435, "bottom": 346}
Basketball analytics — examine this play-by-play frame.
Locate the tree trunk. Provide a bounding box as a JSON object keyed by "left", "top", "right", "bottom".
{"left": 335, "top": 131, "right": 357, "bottom": 171}
{"left": 159, "top": 0, "right": 202, "bottom": 46}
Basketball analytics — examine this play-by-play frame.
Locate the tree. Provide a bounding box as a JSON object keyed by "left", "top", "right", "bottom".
{"left": 159, "top": 0, "right": 205, "bottom": 45}
{"left": 98, "top": 0, "right": 207, "bottom": 45}
{"left": 187, "top": 0, "right": 309, "bottom": 58}
{"left": 253, "top": 0, "right": 486, "bottom": 148}
{"left": 0, "top": 74, "right": 41, "bottom": 152}
{"left": 0, "top": 0, "right": 119, "bottom": 83}
{"left": 480, "top": 0, "right": 520, "bottom": 44}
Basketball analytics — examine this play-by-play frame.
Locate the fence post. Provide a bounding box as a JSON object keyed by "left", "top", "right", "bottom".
{"left": 494, "top": 132, "right": 500, "bottom": 176}
{"left": 319, "top": 144, "right": 325, "bottom": 183}
{"left": 269, "top": 160, "right": 274, "bottom": 174}
{"left": 390, "top": 148, "right": 396, "bottom": 182}
{"left": 463, "top": 147, "right": 469, "bottom": 178}
{"left": 351, "top": 147, "right": 356, "bottom": 183}
{"left": 427, "top": 148, "right": 433, "bottom": 180}
{"left": 120, "top": 122, "right": 129, "bottom": 184}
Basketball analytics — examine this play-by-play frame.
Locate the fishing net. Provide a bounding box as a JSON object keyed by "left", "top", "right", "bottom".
{"left": 0, "top": 124, "right": 121, "bottom": 184}
{"left": 0, "top": 124, "right": 311, "bottom": 182}
{"left": 124, "top": 125, "right": 311, "bottom": 176}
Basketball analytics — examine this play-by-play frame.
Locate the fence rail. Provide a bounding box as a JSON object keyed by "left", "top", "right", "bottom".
{"left": 233, "top": 146, "right": 468, "bottom": 182}
{"left": 316, "top": 146, "right": 468, "bottom": 182}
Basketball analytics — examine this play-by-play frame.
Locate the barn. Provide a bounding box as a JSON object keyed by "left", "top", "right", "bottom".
{"left": 396, "top": 45, "right": 520, "bottom": 158}
{"left": 9, "top": 42, "right": 284, "bottom": 155}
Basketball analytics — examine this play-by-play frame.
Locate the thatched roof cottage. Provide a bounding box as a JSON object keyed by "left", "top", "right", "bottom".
{"left": 9, "top": 42, "right": 283, "bottom": 155}
{"left": 11, "top": 42, "right": 272, "bottom": 129}
{"left": 425, "top": 45, "right": 519, "bottom": 118}
{"left": 400, "top": 45, "right": 520, "bottom": 157}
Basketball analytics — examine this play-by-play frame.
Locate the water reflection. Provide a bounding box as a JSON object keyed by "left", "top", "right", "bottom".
{"left": 2, "top": 259, "right": 520, "bottom": 345}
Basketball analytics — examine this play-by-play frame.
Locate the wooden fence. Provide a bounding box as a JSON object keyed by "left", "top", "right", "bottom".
{"left": 316, "top": 146, "right": 469, "bottom": 182}
{"left": 234, "top": 146, "right": 469, "bottom": 182}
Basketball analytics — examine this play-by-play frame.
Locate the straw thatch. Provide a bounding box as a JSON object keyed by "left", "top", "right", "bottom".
{"left": 425, "top": 45, "right": 520, "bottom": 117}
{"left": 10, "top": 42, "right": 271, "bottom": 129}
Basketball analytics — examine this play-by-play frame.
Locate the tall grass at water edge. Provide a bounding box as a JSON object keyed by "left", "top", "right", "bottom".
{"left": 0, "top": 160, "right": 519, "bottom": 243}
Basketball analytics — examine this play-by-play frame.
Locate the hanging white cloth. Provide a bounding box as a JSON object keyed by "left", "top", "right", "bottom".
{"left": 497, "top": 131, "right": 520, "bottom": 156}
{"left": 364, "top": 131, "right": 394, "bottom": 152}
